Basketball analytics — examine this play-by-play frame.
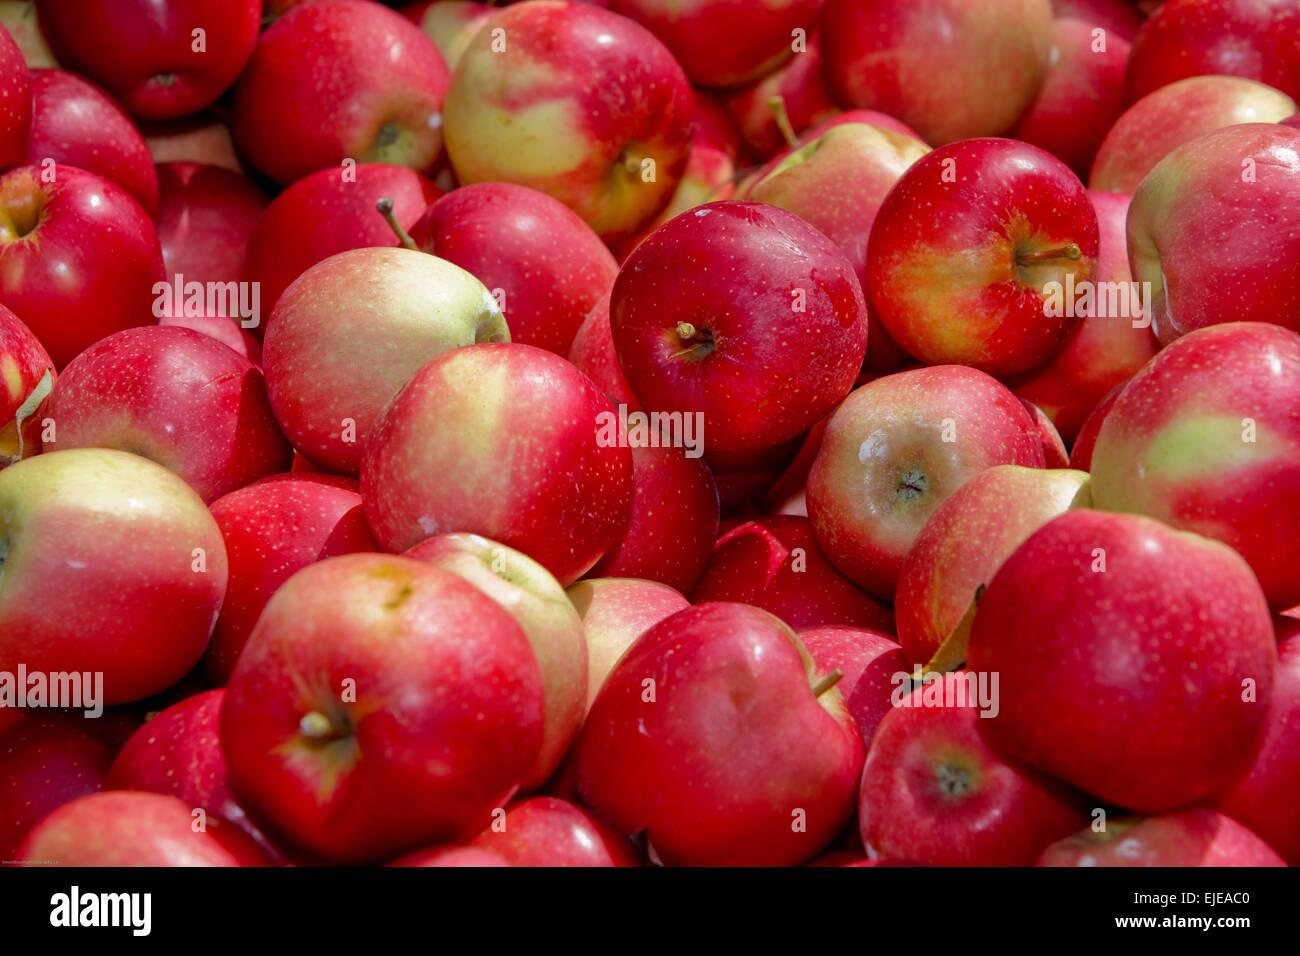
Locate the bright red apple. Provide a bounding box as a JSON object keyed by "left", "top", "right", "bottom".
{"left": 799, "top": 624, "right": 907, "bottom": 746}
{"left": 155, "top": 162, "right": 268, "bottom": 291}
{"left": 721, "top": 32, "right": 836, "bottom": 160}
{"left": 0, "top": 23, "right": 29, "bottom": 170}
{"left": 568, "top": 289, "right": 640, "bottom": 411}
{"left": 469, "top": 796, "right": 641, "bottom": 867}
{"left": 1037, "top": 810, "right": 1286, "bottom": 867}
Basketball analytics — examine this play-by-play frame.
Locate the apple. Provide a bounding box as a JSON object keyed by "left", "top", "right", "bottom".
{"left": 45, "top": 326, "right": 291, "bottom": 503}
{"left": 35, "top": 0, "right": 260, "bottom": 119}
{"left": 574, "top": 602, "right": 865, "bottom": 866}
{"left": 721, "top": 31, "right": 836, "bottom": 160}
{"left": 0, "top": 165, "right": 163, "bottom": 369}
{"left": 821, "top": 0, "right": 1053, "bottom": 145}
{"left": 1024, "top": 400, "right": 1070, "bottom": 468}
{"left": 204, "top": 474, "right": 378, "bottom": 687}
{"left": 405, "top": 533, "right": 586, "bottom": 793}
{"left": 1090, "top": 76, "right": 1296, "bottom": 195}
{"left": 0, "top": 2, "right": 55, "bottom": 69}
{"left": 691, "top": 515, "right": 895, "bottom": 633}
{"left": 17, "top": 790, "right": 271, "bottom": 866}
{"left": 565, "top": 577, "right": 689, "bottom": 711}
{"left": 866, "top": 138, "right": 1099, "bottom": 375}
{"left": 232, "top": 0, "right": 449, "bottom": 186}
{"left": 806, "top": 365, "right": 1045, "bottom": 600}
{"left": 1037, "top": 810, "right": 1286, "bottom": 867}
{"left": 442, "top": 1, "right": 693, "bottom": 243}
{"left": 0, "top": 22, "right": 30, "bottom": 169}
{"left": 1051, "top": 0, "right": 1142, "bottom": 40}
{"left": 1009, "top": 17, "right": 1130, "bottom": 177}
{"left": 156, "top": 311, "right": 260, "bottom": 365}
{"left": 0, "top": 304, "right": 52, "bottom": 469}
{"left": 262, "top": 246, "right": 506, "bottom": 476}
{"left": 220, "top": 553, "right": 546, "bottom": 863}
{"left": 1009, "top": 190, "right": 1159, "bottom": 442}
{"left": 607, "top": 0, "right": 821, "bottom": 89}
{"left": 402, "top": 1, "right": 494, "bottom": 70}
{"left": 361, "top": 343, "right": 634, "bottom": 587}
{"left": 155, "top": 162, "right": 268, "bottom": 291}
{"left": 468, "top": 796, "right": 641, "bottom": 866}
{"left": 1067, "top": 382, "right": 1123, "bottom": 472}
{"left": 407, "top": 182, "right": 618, "bottom": 357}
{"left": 1090, "top": 322, "right": 1300, "bottom": 609}
{"left": 388, "top": 845, "right": 509, "bottom": 867}
{"left": 1127, "top": 123, "right": 1300, "bottom": 342}
{"left": 967, "top": 509, "right": 1276, "bottom": 811}
{"left": 568, "top": 289, "right": 640, "bottom": 411}
{"left": 801, "top": 109, "right": 927, "bottom": 148}
{"left": 142, "top": 113, "right": 242, "bottom": 173}
{"left": 0, "top": 711, "right": 116, "bottom": 860}
{"left": 0, "top": 448, "right": 228, "bottom": 705}
{"left": 860, "top": 678, "right": 1090, "bottom": 866}
{"left": 241, "top": 162, "right": 441, "bottom": 319}
{"left": 1215, "top": 617, "right": 1300, "bottom": 864}
{"left": 895, "top": 466, "right": 1090, "bottom": 669}
{"left": 798, "top": 624, "right": 907, "bottom": 746}
{"left": 1125, "top": 0, "right": 1300, "bottom": 103}
{"left": 611, "top": 201, "right": 868, "bottom": 452}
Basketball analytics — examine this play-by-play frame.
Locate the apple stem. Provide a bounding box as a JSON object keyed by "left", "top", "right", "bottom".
{"left": 1016, "top": 243, "right": 1081, "bottom": 266}
{"left": 811, "top": 669, "right": 844, "bottom": 698}
{"left": 376, "top": 198, "right": 418, "bottom": 251}
{"left": 766, "top": 95, "right": 799, "bottom": 151}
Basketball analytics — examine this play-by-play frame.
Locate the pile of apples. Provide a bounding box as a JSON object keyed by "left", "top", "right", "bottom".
{"left": 1, "top": 0, "right": 1298, "bottom": 868}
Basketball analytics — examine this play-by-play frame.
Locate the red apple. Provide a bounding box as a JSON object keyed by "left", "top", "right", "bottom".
{"left": 45, "top": 326, "right": 291, "bottom": 503}
{"left": 806, "top": 365, "right": 1045, "bottom": 600}
{"left": 799, "top": 624, "right": 907, "bottom": 746}
{"left": 611, "top": 201, "right": 868, "bottom": 452}
{"left": 0, "top": 304, "right": 52, "bottom": 469}
{"left": 408, "top": 182, "right": 618, "bottom": 357}
{"left": 1091, "top": 322, "right": 1300, "bottom": 609}
{"left": 1067, "top": 382, "right": 1123, "bottom": 471}
{"left": 1024, "top": 400, "right": 1070, "bottom": 467}
{"left": 156, "top": 311, "right": 260, "bottom": 365}
{"left": 263, "top": 246, "right": 506, "bottom": 476}
{"left": 0, "top": 23, "right": 32, "bottom": 169}
{"left": 1037, "top": 810, "right": 1286, "bottom": 867}
{"left": 469, "top": 796, "right": 641, "bottom": 866}
{"left": 220, "top": 553, "right": 546, "bottom": 863}
{"left": 0, "top": 448, "right": 228, "bottom": 705}
{"left": 967, "top": 509, "right": 1276, "bottom": 811}
{"left": 232, "top": 0, "right": 449, "bottom": 185}
{"left": 821, "top": 0, "right": 1054, "bottom": 145}
{"left": 866, "top": 137, "right": 1099, "bottom": 375}
{"left": 0, "top": 165, "right": 163, "bottom": 368}
{"left": 574, "top": 602, "right": 865, "bottom": 866}
{"left": 402, "top": 1, "right": 494, "bottom": 70}
{"left": 362, "top": 343, "right": 634, "bottom": 587}
{"left": 568, "top": 289, "right": 641, "bottom": 411}
{"left": 156, "top": 162, "right": 268, "bottom": 292}
{"left": 35, "top": 0, "right": 260, "bottom": 119}
{"left": 204, "top": 474, "right": 378, "bottom": 687}
{"left": 721, "top": 31, "right": 836, "bottom": 160}
{"left": 388, "top": 845, "right": 509, "bottom": 867}
{"left": 442, "top": 0, "right": 693, "bottom": 242}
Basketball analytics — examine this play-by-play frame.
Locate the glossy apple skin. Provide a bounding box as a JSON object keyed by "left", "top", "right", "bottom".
{"left": 612, "top": 201, "right": 867, "bottom": 452}
{"left": 1037, "top": 810, "right": 1286, "bottom": 867}
{"left": 1125, "top": 0, "right": 1300, "bottom": 103}
{"left": 1127, "top": 124, "right": 1300, "bottom": 343}
{"left": 568, "top": 289, "right": 639, "bottom": 410}
{"left": 0, "top": 23, "right": 29, "bottom": 168}
{"left": 388, "top": 845, "right": 509, "bottom": 867}
{"left": 1009, "top": 191, "right": 1158, "bottom": 443}
{"left": 608, "top": 0, "right": 819, "bottom": 88}
{"left": 35, "top": 0, "right": 260, "bottom": 119}
{"left": 1010, "top": 18, "right": 1130, "bottom": 177}
{"left": 232, "top": 0, "right": 449, "bottom": 186}
{"left": 402, "top": 1, "right": 494, "bottom": 70}
{"left": 799, "top": 624, "right": 907, "bottom": 746}
{"left": 443, "top": 1, "right": 693, "bottom": 243}
{"left": 204, "top": 474, "right": 378, "bottom": 687}
{"left": 968, "top": 509, "right": 1276, "bottom": 812}
{"left": 1067, "top": 382, "right": 1123, "bottom": 471}
{"left": 23, "top": 68, "right": 157, "bottom": 215}
{"left": 156, "top": 162, "right": 267, "bottom": 290}
{"left": 860, "top": 681, "right": 1090, "bottom": 866}
{"left": 822, "top": 0, "right": 1053, "bottom": 145}
{"left": 867, "top": 138, "right": 1099, "bottom": 375}
{"left": 409, "top": 183, "right": 617, "bottom": 357}
{"left": 806, "top": 365, "right": 1045, "bottom": 600}
{"left": 46, "top": 326, "right": 291, "bottom": 503}
{"left": 0, "top": 712, "right": 115, "bottom": 860}
{"left": 469, "top": 796, "right": 641, "bottom": 866}
{"left": 574, "top": 602, "right": 865, "bottom": 866}
{"left": 0, "top": 165, "right": 163, "bottom": 369}
{"left": 721, "top": 30, "right": 836, "bottom": 160}
{"left": 221, "top": 554, "right": 546, "bottom": 864}
{"left": 0, "top": 449, "right": 228, "bottom": 705}
{"left": 242, "top": 162, "right": 441, "bottom": 321}
{"left": 1215, "top": 619, "right": 1300, "bottom": 864}
{"left": 750, "top": 122, "right": 929, "bottom": 376}
{"left": 1091, "top": 76, "right": 1295, "bottom": 195}
{"left": 587, "top": 443, "right": 720, "bottom": 594}
{"left": 263, "top": 247, "right": 506, "bottom": 476}
{"left": 895, "top": 467, "right": 1090, "bottom": 668}
{"left": 692, "top": 516, "right": 895, "bottom": 633}
{"left": 0, "top": 304, "right": 52, "bottom": 468}
{"left": 1091, "top": 323, "right": 1300, "bottom": 609}
{"left": 362, "top": 343, "right": 634, "bottom": 587}
{"left": 566, "top": 577, "right": 690, "bottom": 711}
{"left": 17, "top": 790, "right": 271, "bottom": 866}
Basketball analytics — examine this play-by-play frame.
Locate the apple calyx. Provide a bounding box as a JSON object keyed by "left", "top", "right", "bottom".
{"left": 897, "top": 469, "right": 928, "bottom": 502}
{"left": 921, "top": 584, "right": 986, "bottom": 676}
{"left": 376, "top": 198, "right": 418, "bottom": 251}
{"left": 298, "top": 710, "right": 350, "bottom": 744}
{"left": 765, "top": 95, "right": 800, "bottom": 151}
{"left": 1015, "top": 243, "right": 1081, "bottom": 267}
{"left": 811, "top": 669, "right": 845, "bottom": 698}
{"left": 673, "top": 321, "right": 715, "bottom": 360}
